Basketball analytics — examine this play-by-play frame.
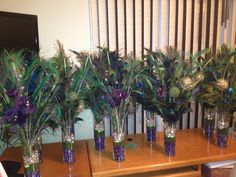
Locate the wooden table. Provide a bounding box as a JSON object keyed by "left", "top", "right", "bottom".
{"left": 87, "top": 129, "right": 236, "bottom": 177}
{"left": 0, "top": 141, "right": 91, "bottom": 177}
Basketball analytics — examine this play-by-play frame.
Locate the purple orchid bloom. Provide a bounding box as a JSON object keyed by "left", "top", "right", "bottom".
{"left": 121, "top": 91, "right": 128, "bottom": 99}
{"left": 4, "top": 107, "right": 18, "bottom": 122}
{"left": 157, "top": 85, "right": 167, "bottom": 98}
{"left": 16, "top": 96, "right": 35, "bottom": 115}
{"left": 7, "top": 88, "right": 18, "bottom": 97}
{"left": 24, "top": 101, "right": 35, "bottom": 115}
{"left": 15, "top": 96, "right": 26, "bottom": 106}
{"left": 14, "top": 111, "right": 27, "bottom": 126}
{"left": 112, "top": 89, "right": 121, "bottom": 99}
{"left": 108, "top": 89, "right": 128, "bottom": 107}
{"left": 4, "top": 107, "right": 26, "bottom": 126}
{"left": 108, "top": 96, "right": 121, "bottom": 107}
{"left": 4, "top": 93, "right": 35, "bottom": 127}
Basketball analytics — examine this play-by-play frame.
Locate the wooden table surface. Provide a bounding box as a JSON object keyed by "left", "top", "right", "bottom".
{"left": 0, "top": 140, "right": 91, "bottom": 177}
{"left": 87, "top": 128, "right": 236, "bottom": 177}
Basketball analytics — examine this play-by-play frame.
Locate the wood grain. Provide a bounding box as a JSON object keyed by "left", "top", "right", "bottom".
{"left": 87, "top": 128, "right": 236, "bottom": 177}
{"left": 0, "top": 141, "right": 91, "bottom": 177}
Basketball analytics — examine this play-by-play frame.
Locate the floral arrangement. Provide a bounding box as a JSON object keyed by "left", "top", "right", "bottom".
{"left": 197, "top": 45, "right": 236, "bottom": 113}
{"left": 50, "top": 41, "right": 89, "bottom": 126}
{"left": 0, "top": 50, "right": 59, "bottom": 176}
{"left": 197, "top": 45, "right": 236, "bottom": 146}
{"left": 84, "top": 47, "right": 146, "bottom": 160}
{"left": 136, "top": 47, "right": 209, "bottom": 123}
{"left": 0, "top": 50, "right": 59, "bottom": 144}
{"left": 76, "top": 52, "right": 110, "bottom": 121}
{"left": 88, "top": 48, "right": 143, "bottom": 128}
{"left": 49, "top": 41, "right": 90, "bottom": 163}
{"left": 133, "top": 47, "right": 210, "bottom": 156}
{"left": 73, "top": 51, "right": 111, "bottom": 150}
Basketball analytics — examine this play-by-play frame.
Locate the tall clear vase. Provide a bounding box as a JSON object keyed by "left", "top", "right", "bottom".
{"left": 164, "top": 121, "right": 176, "bottom": 156}
{"left": 23, "top": 141, "right": 40, "bottom": 177}
{"left": 33, "top": 136, "right": 43, "bottom": 162}
{"left": 146, "top": 111, "right": 156, "bottom": 142}
{"left": 94, "top": 118, "right": 105, "bottom": 150}
{"left": 203, "top": 108, "right": 216, "bottom": 138}
{"left": 216, "top": 111, "right": 230, "bottom": 148}
{"left": 61, "top": 122, "right": 75, "bottom": 164}
{"left": 112, "top": 117, "right": 125, "bottom": 162}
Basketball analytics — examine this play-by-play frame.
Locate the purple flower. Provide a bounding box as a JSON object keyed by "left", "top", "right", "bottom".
{"left": 4, "top": 107, "right": 18, "bottom": 122}
{"left": 108, "top": 97, "right": 120, "bottom": 107}
{"left": 15, "top": 96, "right": 35, "bottom": 115}
{"left": 7, "top": 89, "right": 18, "bottom": 97}
{"left": 4, "top": 107, "right": 26, "bottom": 126}
{"left": 15, "top": 96, "right": 26, "bottom": 106}
{"left": 3, "top": 94, "right": 35, "bottom": 127}
{"left": 24, "top": 103, "right": 35, "bottom": 115}
{"left": 121, "top": 92, "right": 128, "bottom": 99}
{"left": 112, "top": 89, "right": 121, "bottom": 98}
{"left": 157, "top": 85, "right": 167, "bottom": 98}
{"left": 114, "top": 89, "right": 127, "bottom": 99}
{"left": 108, "top": 89, "right": 127, "bottom": 107}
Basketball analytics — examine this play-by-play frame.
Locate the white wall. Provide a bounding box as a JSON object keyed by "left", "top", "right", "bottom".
{"left": 0, "top": 0, "right": 94, "bottom": 152}
{"left": 0, "top": 0, "right": 91, "bottom": 57}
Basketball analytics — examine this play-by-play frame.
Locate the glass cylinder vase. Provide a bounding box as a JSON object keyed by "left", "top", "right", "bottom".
{"left": 61, "top": 122, "right": 75, "bottom": 164}
{"left": 112, "top": 118, "right": 125, "bottom": 162}
{"left": 94, "top": 119, "right": 105, "bottom": 150}
{"left": 203, "top": 108, "right": 216, "bottom": 138}
{"left": 164, "top": 121, "right": 176, "bottom": 157}
{"left": 23, "top": 142, "right": 40, "bottom": 177}
{"left": 33, "top": 136, "right": 43, "bottom": 163}
{"left": 146, "top": 111, "right": 156, "bottom": 142}
{"left": 216, "top": 111, "right": 230, "bottom": 148}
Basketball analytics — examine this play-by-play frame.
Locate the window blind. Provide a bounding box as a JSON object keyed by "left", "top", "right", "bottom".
{"left": 89, "top": 0, "right": 236, "bottom": 135}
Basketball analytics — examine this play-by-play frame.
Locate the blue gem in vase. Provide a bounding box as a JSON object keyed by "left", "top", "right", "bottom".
{"left": 61, "top": 123, "right": 76, "bottom": 164}
{"left": 164, "top": 122, "right": 176, "bottom": 156}
{"left": 94, "top": 120, "right": 105, "bottom": 150}
{"left": 146, "top": 111, "right": 156, "bottom": 142}
{"left": 112, "top": 132, "right": 125, "bottom": 162}
{"left": 216, "top": 120, "right": 229, "bottom": 148}
{"left": 203, "top": 110, "right": 215, "bottom": 138}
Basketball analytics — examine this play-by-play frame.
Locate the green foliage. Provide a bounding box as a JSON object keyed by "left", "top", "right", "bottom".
{"left": 0, "top": 49, "right": 59, "bottom": 146}
{"left": 79, "top": 47, "right": 147, "bottom": 131}
{"left": 197, "top": 44, "right": 236, "bottom": 113}
{"left": 134, "top": 47, "right": 209, "bottom": 122}
{"left": 49, "top": 41, "right": 89, "bottom": 126}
